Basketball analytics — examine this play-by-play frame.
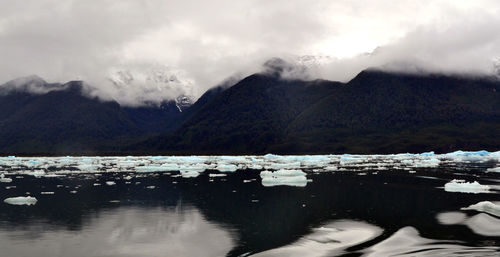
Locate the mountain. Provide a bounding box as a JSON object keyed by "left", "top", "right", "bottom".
{"left": 141, "top": 69, "right": 500, "bottom": 154}
{"left": 106, "top": 65, "right": 196, "bottom": 107}
{"left": 0, "top": 78, "right": 190, "bottom": 155}
{"left": 1, "top": 68, "right": 499, "bottom": 155}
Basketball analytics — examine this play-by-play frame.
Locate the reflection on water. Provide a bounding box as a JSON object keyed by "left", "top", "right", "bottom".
{"left": 365, "top": 226, "right": 499, "bottom": 256}
{"left": 0, "top": 205, "right": 235, "bottom": 257}
{"left": 464, "top": 214, "right": 500, "bottom": 237}
{"left": 250, "top": 220, "right": 382, "bottom": 257}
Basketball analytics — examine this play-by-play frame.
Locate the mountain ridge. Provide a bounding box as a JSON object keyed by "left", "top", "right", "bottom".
{"left": 0, "top": 68, "right": 498, "bottom": 155}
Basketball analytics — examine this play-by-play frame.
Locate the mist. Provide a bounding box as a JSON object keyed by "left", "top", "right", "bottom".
{"left": 1, "top": 0, "right": 499, "bottom": 106}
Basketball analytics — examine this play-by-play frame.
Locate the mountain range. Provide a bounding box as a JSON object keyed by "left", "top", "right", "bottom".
{"left": 0, "top": 66, "right": 499, "bottom": 155}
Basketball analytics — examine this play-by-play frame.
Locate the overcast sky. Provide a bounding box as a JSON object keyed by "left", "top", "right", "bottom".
{"left": 1, "top": 0, "right": 500, "bottom": 105}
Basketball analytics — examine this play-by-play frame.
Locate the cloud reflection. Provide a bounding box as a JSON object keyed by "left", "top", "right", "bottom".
{"left": 0, "top": 205, "right": 235, "bottom": 257}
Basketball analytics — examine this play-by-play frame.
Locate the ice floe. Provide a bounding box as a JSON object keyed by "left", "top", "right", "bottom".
{"left": 260, "top": 169, "right": 308, "bottom": 187}
{"left": 3, "top": 196, "right": 38, "bottom": 205}
{"left": 0, "top": 174, "right": 12, "bottom": 183}
{"left": 444, "top": 179, "right": 490, "bottom": 194}
{"left": 0, "top": 150, "right": 497, "bottom": 188}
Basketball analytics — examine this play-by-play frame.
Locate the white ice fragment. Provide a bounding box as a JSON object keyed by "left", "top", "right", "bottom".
{"left": 324, "top": 166, "right": 337, "bottom": 171}
{"left": 106, "top": 181, "right": 116, "bottom": 186}
{"left": 181, "top": 170, "right": 200, "bottom": 178}
{"left": 93, "top": 183, "right": 101, "bottom": 186}
{"left": 261, "top": 173, "right": 307, "bottom": 187}
{"left": 4, "top": 196, "right": 37, "bottom": 205}
{"left": 124, "top": 175, "right": 133, "bottom": 180}
{"left": 209, "top": 173, "right": 227, "bottom": 177}
{"left": 40, "top": 192, "right": 54, "bottom": 195}
{"left": 25, "top": 170, "right": 45, "bottom": 178}
{"left": 136, "top": 165, "right": 174, "bottom": 172}
{"left": 260, "top": 169, "right": 306, "bottom": 178}
{"left": 146, "top": 186, "right": 156, "bottom": 189}
{"left": 461, "top": 201, "right": 500, "bottom": 217}
{"left": 444, "top": 179, "right": 490, "bottom": 194}
{"left": 76, "top": 164, "right": 100, "bottom": 172}
{"left": 413, "top": 158, "right": 440, "bottom": 168}
{"left": 0, "top": 175, "right": 12, "bottom": 183}
{"left": 179, "top": 163, "right": 208, "bottom": 173}
{"left": 215, "top": 163, "right": 238, "bottom": 172}
{"left": 69, "top": 191, "right": 77, "bottom": 194}
{"left": 340, "top": 155, "right": 364, "bottom": 165}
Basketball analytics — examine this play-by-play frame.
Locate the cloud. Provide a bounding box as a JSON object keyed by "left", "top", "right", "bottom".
{"left": 0, "top": 0, "right": 499, "bottom": 105}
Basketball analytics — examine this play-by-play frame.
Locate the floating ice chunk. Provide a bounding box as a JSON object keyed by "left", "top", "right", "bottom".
{"left": 261, "top": 169, "right": 306, "bottom": 177}
{"left": 0, "top": 174, "right": 12, "bottom": 183}
{"left": 215, "top": 163, "right": 238, "bottom": 172}
{"left": 106, "top": 181, "right": 116, "bottom": 186}
{"left": 136, "top": 165, "right": 175, "bottom": 172}
{"left": 124, "top": 175, "right": 133, "bottom": 180}
{"left": 461, "top": 201, "right": 500, "bottom": 217}
{"left": 264, "top": 162, "right": 301, "bottom": 170}
{"left": 209, "top": 173, "right": 227, "bottom": 177}
{"left": 24, "top": 170, "right": 45, "bottom": 177}
{"left": 444, "top": 179, "right": 490, "bottom": 194}
{"left": 340, "top": 155, "right": 365, "bottom": 166}
{"left": 146, "top": 186, "right": 156, "bottom": 189}
{"left": 179, "top": 163, "right": 208, "bottom": 174}
{"left": 160, "top": 163, "right": 180, "bottom": 171}
{"left": 443, "top": 150, "right": 493, "bottom": 162}
{"left": 76, "top": 164, "right": 100, "bottom": 172}
{"left": 4, "top": 196, "right": 37, "bottom": 205}
{"left": 487, "top": 167, "right": 500, "bottom": 173}
{"left": 260, "top": 169, "right": 308, "bottom": 187}
{"left": 40, "top": 192, "right": 54, "bottom": 195}
{"left": 181, "top": 170, "right": 200, "bottom": 178}
{"left": 69, "top": 191, "right": 77, "bottom": 194}
{"left": 261, "top": 176, "right": 307, "bottom": 187}
{"left": 420, "top": 151, "right": 435, "bottom": 156}
{"left": 324, "top": 166, "right": 337, "bottom": 171}
{"left": 413, "top": 158, "right": 440, "bottom": 168}
{"left": 246, "top": 164, "right": 263, "bottom": 170}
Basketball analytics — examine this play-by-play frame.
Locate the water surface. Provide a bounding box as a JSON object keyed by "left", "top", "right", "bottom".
{"left": 1, "top": 153, "right": 499, "bottom": 256}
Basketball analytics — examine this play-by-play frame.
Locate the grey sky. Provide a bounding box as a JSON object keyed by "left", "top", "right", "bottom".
{"left": 1, "top": 0, "right": 499, "bottom": 105}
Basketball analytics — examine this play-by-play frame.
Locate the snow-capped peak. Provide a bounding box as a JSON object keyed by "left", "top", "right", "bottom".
{"left": 105, "top": 64, "right": 196, "bottom": 107}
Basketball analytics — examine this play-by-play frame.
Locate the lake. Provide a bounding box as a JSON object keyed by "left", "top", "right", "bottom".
{"left": 1, "top": 152, "right": 499, "bottom": 256}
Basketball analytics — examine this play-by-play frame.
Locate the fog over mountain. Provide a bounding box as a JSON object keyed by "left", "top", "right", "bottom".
{"left": 1, "top": 0, "right": 500, "bottom": 106}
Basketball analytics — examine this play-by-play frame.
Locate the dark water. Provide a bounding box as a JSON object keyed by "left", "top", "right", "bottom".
{"left": 1, "top": 166, "right": 500, "bottom": 256}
